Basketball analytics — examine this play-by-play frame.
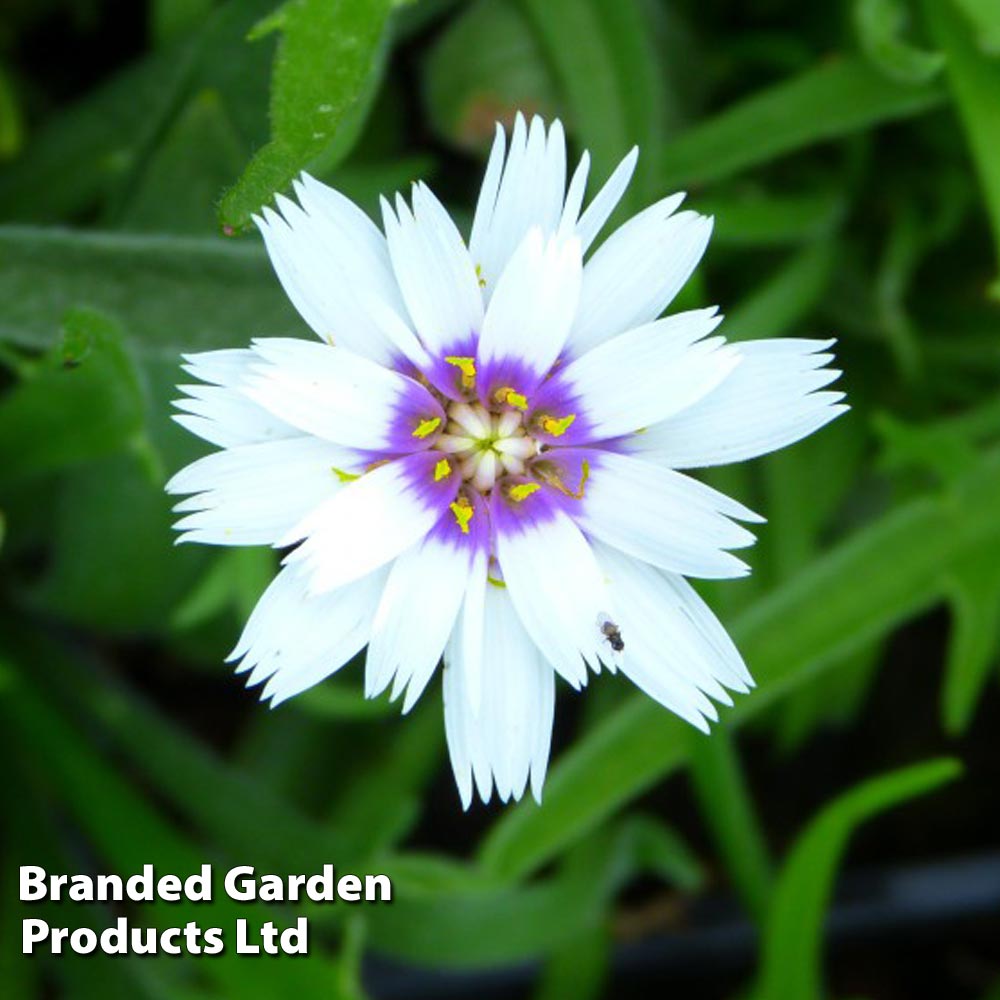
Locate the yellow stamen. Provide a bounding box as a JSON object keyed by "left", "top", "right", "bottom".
{"left": 412, "top": 416, "right": 442, "bottom": 439}
{"left": 540, "top": 413, "right": 576, "bottom": 437}
{"left": 450, "top": 496, "right": 474, "bottom": 534}
{"left": 475, "top": 263, "right": 487, "bottom": 289}
{"left": 494, "top": 386, "right": 528, "bottom": 411}
{"left": 508, "top": 482, "right": 540, "bottom": 502}
{"left": 445, "top": 356, "right": 477, "bottom": 390}
{"left": 434, "top": 458, "right": 452, "bottom": 482}
{"left": 331, "top": 466, "right": 360, "bottom": 483}
{"left": 487, "top": 575, "right": 507, "bottom": 589}
{"left": 536, "top": 459, "right": 590, "bottom": 500}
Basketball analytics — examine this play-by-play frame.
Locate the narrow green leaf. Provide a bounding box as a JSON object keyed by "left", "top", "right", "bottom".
{"left": 727, "top": 241, "right": 837, "bottom": 339}
{"left": 687, "top": 727, "right": 772, "bottom": 923}
{"left": 480, "top": 453, "right": 1000, "bottom": 879}
{"left": 923, "top": 0, "right": 1000, "bottom": 297}
{"left": 855, "top": 0, "right": 945, "bottom": 83}
{"left": 218, "top": 0, "right": 392, "bottom": 231}
{"left": 660, "top": 55, "right": 944, "bottom": 189}
{"left": 699, "top": 186, "right": 848, "bottom": 246}
{"left": 752, "top": 758, "right": 961, "bottom": 1000}
{"left": 942, "top": 551, "right": 1000, "bottom": 733}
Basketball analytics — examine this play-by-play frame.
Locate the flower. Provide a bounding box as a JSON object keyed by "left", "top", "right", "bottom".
{"left": 167, "top": 114, "right": 846, "bottom": 808}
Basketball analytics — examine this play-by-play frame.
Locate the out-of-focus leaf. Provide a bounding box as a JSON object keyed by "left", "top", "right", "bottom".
{"left": 0, "top": 307, "right": 145, "bottom": 484}
{"left": 534, "top": 926, "right": 609, "bottom": 1000}
{"left": 151, "top": 0, "right": 214, "bottom": 45}
{"left": 0, "top": 659, "right": 337, "bottom": 997}
{"left": 727, "top": 241, "right": 837, "bottom": 339}
{"left": 0, "top": 65, "right": 22, "bottom": 159}
{"left": 942, "top": 551, "right": 1000, "bottom": 734}
{"left": 423, "top": 0, "right": 561, "bottom": 152}
{"left": 0, "top": 0, "right": 276, "bottom": 222}
{"left": 218, "top": 0, "right": 392, "bottom": 231}
{"left": 172, "top": 546, "right": 274, "bottom": 629}
{"left": 923, "top": 0, "right": 1000, "bottom": 298}
{"left": 25, "top": 454, "right": 208, "bottom": 633}
{"left": 699, "top": 186, "right": 848, "bottom": 246}
{"left": 660, "top": 56, "right": 944, "bottom": 189}
{"left": 480, "top": 452, "right": 1000, "bottom": 879}
{"left": 752, "top": 758, "right": 961, "bottom": 1000}
{"left": 855, "top": 0, "right": 945, "bottom": 83}
{"left": 688, "top": 727, "right": 771, "bottom": 922}
{"left": 952, "top": 0, "right": 1000, "bottom": 53}
{"left": 0, "top": 227, "right": 299, "bottom": 354}
{"left": 519, "top": 0, "right": 662, "bottom": 212}
{"left": 119, "top": 90, "right": 247, "bottom": 234}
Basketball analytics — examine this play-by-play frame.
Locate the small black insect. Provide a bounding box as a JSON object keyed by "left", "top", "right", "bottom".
{"left": 597, "top": 613, "right": 624, "bottom": 653}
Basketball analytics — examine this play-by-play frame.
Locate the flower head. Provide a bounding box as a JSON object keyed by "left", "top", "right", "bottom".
{"left": 167, "top": 114, "right": 846, "bottom": 808}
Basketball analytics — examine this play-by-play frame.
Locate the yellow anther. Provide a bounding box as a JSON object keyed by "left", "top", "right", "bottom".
{"left": 487, "top": 575, "right": 507, "bottom": 589}
{"left": 412, "top": 416, "right": 442, "bottom": 439}
{"left": 508, "top": 482, "right": 540, "bottom": 502}
{"left": 444, "top": 356, "right": 477, "bottom": 390}
{"left": 475, "top": 264, "right": 487, "bottom": 289}
{"left": 540, "top": 413, "right": 576, "bottom": 437}
{"left": 331, "top": 466, "right": 360, "bottom": 483}
{"left": 450, "top": 496, "right": 474, "bottom": 534}
{"left": 494, "top": 386, "right": 528, "bottom": 411}
{"left": 434, "top": 458, "right": 452, "bottom": 482}
{"left": 536, "top": 459, "right": 590, "bottom": 500}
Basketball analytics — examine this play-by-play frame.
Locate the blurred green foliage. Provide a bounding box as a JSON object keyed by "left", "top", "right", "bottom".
{"left": 1, "top": 0, "right": 999, "bottom": 997}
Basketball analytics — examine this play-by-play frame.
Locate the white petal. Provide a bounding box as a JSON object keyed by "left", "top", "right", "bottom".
{"left": 167, "top": 437, "right": 355, "bottom": 546}
{"left": 282, "top": 457, "right": 445, "bottom": 594}
{"left": 496, "top": 507, "right": 614, "bottom": 687}
{"left": 478, "top": 228, "right": 582, "bottom": 381}
{"left": 230, "top": 564, "right": 387, "bottom": 706}
{"left": 469, "top": 114, "right": 569, "bottom": 296}
{"left": 241, "top": 338, "right": 440, "bottom": 450}
{"left": 594, "top": 542, "right": 754, "bottom": 730}
{"left": 574, "top": 146, "right": 639, "bottom": 252}
{"left": 366, "top": 532, "right": 473, "bottom": 712}
{"left": 630, "top": 338, "right": 848, "bottom": 468}
{"left": 254, "top": 187, "right": 403, "bottom": 364}
{"left": 569, "top": 199, "right": 710, "bottom": 356}
{"left": 381, "top": 184, "right": 484, "bottom": 354}
{"left": 173, "top": 349, "right": 298, "bottom": 448}
{"left": 443, "top": 584, "right": 555, "bottom": 807}
{"left": 576, "top": 451, "right": 760, "bottom": 579}
{"left": 558, "top": 309, "right": 740, "bottom": 439}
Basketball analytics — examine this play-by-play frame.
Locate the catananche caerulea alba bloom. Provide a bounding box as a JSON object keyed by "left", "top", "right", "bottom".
{"left": 167, "top": 114, "right": 846, "bottom": 808}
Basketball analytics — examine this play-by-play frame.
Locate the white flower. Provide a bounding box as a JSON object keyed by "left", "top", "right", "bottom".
{"left": 167, "top": 114, "right": 846, "bottom": 808}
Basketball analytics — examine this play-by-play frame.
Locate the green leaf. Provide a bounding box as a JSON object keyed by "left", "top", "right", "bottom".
{"left": 942, "top": 551, "right": 1000, "bottom": 733}
{"left": 855, "top": 0, "right": 945, "bottom": 83}
{"left": 752, "top": 758, "right": 961, "bottom": 1000}
{"left": 0, "top": 307, "right": 145, "bottom": 484}
{"left": 923, "top": 0, "right": 1000, "bottom": 298}
{"left": 698, "top": 185, "right": 848, "bottom": 246}
{"left": 422, "top": 0, "right": 561, "bottom": 152}
{"left": 687, "top": 727, "right": 772, "bottom": 922}
{"left": 660, "top": 55, "right": 944, "bottom": 189}
{"left": 0, "top": 227, "right": 299, "bottom": 355}
{"left": 952, "top": 0, "right": 1000, "bottom": 53}
{"left": 519, "top": 0, "right": 663, "bottom": 213}
{"left": 0, "top": 64, "right": 22, "bottom": 159}
{"left": 218, "top": 0, "right": 393, "bottom": 231}
{"left": 479, "top": 452, "right": 1000, "bottom": 880}
{"left": 0, "top": 657, "right": 337, "bottom": 997}
{"left": 727, "top": 241, "right": 837, "bottom": 339}
{"left": 119, "top": 90, "right": 248, "bottom": 235}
